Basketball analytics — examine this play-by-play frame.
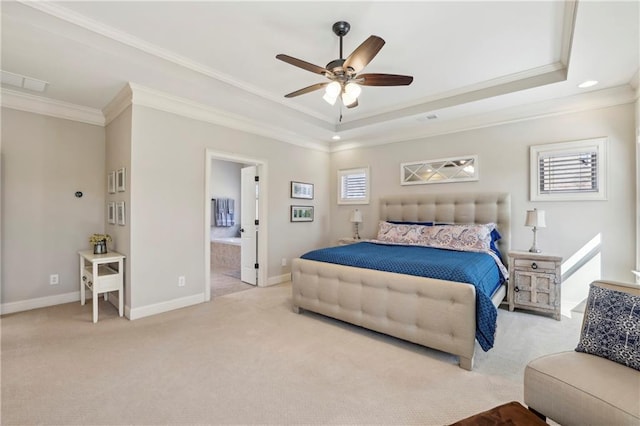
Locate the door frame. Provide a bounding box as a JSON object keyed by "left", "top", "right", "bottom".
{"left": 204, "top": 149, "right": 268, "bottom": 302}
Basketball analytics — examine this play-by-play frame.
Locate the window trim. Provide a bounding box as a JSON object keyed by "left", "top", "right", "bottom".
{"left": 530, "top": 137, "right": 607, "bottom": 201}
{"left": 337, "top": 166, "right": 370, "bottom": 205}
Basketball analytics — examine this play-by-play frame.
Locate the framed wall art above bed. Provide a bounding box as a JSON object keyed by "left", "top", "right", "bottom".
{"left": 400, "top": 155, "right": 478, "bottom": 185}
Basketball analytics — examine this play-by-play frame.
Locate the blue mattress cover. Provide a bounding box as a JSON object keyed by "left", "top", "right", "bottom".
{"left": 300, "top": 242, "right": 503, "bottom": 351}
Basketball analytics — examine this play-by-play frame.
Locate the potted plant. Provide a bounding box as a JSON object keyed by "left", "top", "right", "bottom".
{"left": 89, "top": 233, "right": 112, "bottom": 254}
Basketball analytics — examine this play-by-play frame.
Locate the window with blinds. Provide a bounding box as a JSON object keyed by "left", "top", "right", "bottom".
{"left": 530, "top": 138, "right": 607, "bottom": 201}
{"left": 338, "top": 167, "right": 370, "bottom": 204}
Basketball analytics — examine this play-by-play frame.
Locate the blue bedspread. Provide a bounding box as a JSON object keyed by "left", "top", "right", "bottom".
{"left": 300, "top": 242, "right": 503, "bottom": 351}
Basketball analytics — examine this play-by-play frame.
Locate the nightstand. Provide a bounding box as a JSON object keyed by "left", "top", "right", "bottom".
{"left": 508, "top": 251, "right": 562, "bottom": 320}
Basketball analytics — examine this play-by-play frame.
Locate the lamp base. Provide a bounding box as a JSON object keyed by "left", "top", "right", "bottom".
{"left": 529, "top": 227, "right": 541, "bottom": 253}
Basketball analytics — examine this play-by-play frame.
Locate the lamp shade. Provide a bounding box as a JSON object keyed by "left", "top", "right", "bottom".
{"left": 525, "top": 208, "right": 546, "bottom": 228}
{"left": 350, "top": 209, "right": 362, "bottom": 223}
{"left": 323, "top": 81, "right": 341, "bottom": 105}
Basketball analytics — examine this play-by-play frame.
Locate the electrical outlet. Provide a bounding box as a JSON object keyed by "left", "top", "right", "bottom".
{"left": 178, "top": 276, "right": 185, "bottom": 287}
{"left": 281, "top": 258, "right": 287, "bottom": 266}
{"left": 49, "top": 274, "right": 59, "bottom": 285}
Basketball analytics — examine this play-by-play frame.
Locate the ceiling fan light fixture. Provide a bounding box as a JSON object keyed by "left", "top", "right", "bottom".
{"left": 325, "top": 81, "right": 341, "bottom": 96}
{"left": 341, "top": 91, "right": 358, "bottom": 107}
{"left": 276, "top": 21, "right": 413, "bottom": 110}
{"left": 344, "top": 82, "right": 361, "bottom": 98}
{"left": 323, "top": 92, "right": 339, "bottom": 105}
{"left": 323, "top": 81, "right": 341, "bottom": 105}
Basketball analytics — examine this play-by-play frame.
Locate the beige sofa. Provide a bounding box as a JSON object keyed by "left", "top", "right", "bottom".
{"left": 524, "top": 280, "right": 640, "bottom": 426}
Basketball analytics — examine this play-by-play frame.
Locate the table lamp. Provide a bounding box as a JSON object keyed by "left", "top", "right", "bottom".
{"left": 350, "top": 209, "right": 362, "bottom": 240}
{"left": 525, "top": 208, "right": 546, "bottom": 253}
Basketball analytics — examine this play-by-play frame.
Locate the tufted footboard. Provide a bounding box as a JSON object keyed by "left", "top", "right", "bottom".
{"left": 292, "top": 257, "right": 494, "bottom": 370}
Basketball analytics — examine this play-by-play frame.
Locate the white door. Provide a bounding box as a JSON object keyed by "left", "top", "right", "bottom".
{"left": 240, "top": 166, "right": 258, "bottom": 285}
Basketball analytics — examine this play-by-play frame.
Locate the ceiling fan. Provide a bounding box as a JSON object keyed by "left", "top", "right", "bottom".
{"left": 276, "top": 21, "right": 413, "bottom": 109}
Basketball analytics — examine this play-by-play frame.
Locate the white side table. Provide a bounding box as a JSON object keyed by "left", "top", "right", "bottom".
{"left": 78, "top": 250, "right": 125, "bottom": 323}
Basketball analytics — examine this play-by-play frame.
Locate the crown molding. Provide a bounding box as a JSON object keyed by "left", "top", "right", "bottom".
{"left": 339, "top": 62, "right": 568, "bottom": 131}
{"left": 106, "top": 83, "right": 330, "bottom": 152}
{"left": 331, "top": 84, "right": 636, "bottom": 152}
{"left": 0, "top": 88, "right": 104, "bottom": 125}
{"left": 630, "top": 68, "right": 640, "bottom": 99}
{"left": 18, "top": 0, "right": 333, "bottom": 125}
{"left": 103, "top": 84, "right": 133, "bottom": 125}
{"left": 560, "top": 0, "right": 578, "bottom": 67}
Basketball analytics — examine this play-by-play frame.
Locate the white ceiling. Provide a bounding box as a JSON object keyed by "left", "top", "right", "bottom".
{"left": 1, "top": 1, "right": 638, "bottom": 151}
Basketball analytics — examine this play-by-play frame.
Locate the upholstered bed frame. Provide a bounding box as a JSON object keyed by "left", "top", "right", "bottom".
{"left": 291, "top": 192, "right": 511, "bottom": 370}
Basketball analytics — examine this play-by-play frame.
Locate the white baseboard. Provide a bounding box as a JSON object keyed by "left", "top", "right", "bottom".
{"left": 1, "top": 291, "right": 80, "bottom": 315}
{"left": 128, "top": 292, "right": 205, "bottom": 320}
{"left": 266, "top": 273, "right": 291, "bottom": 286}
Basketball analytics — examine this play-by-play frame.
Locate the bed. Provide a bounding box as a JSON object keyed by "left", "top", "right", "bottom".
{"left": 291, "top": 192, "right": 510, "bottom": 370}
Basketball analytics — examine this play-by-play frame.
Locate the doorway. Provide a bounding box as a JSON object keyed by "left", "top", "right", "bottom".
{"left": 204, "top": 150, "right": 268, "bottom": 302}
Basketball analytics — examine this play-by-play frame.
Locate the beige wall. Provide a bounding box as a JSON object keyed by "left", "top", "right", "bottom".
{"left": 331, "top": 103, "right": 636, "bottom": 285}
{"left": 1, "top": 108, "right": 105, "bottom": 306}
{"left": 105, "top": 106, "right": 132, "bottom": 307}
{"left": 128, "top": 105, "right": 330, "bottom": 309}
{"left": 2, "top": 100, "right": 636, "bottom": 315}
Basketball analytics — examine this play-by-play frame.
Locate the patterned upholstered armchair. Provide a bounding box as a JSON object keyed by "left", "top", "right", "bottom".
{"left": 524, "top": 280, "right": 640, "bottom": 425}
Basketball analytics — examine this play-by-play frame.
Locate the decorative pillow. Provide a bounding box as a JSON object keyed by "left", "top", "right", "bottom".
{"left": 575, "top": 284, "right": 640, "bottom": 371}
{"left": 376, "top": 221, "right": 429, "bottom": 245}
{"left": 420, "top": 223, "right": 496, "bottom": 253}
{"left": 387, "top": 220, "right": 434, "bottom": 226}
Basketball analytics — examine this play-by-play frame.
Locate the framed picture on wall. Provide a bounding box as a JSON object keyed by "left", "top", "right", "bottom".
{"left": 290, "top": 205, "right": 314, "bottom": 222}
{"left": 291, "top": 181, "right": 314, "bottom": 199}
{"left": 107, "top": 202, "right": 116, "bottom": 224}
{"left": 116, "top": 168, "right": 126, "bottom": 192}
{"left": 116, "top": 201, "right": 126, "bottom": 226}
{"left": 107, "top": 171, "right": 116, "bottom": 194}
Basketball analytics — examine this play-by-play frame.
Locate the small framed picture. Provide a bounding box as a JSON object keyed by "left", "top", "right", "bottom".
{"left": 107, "top": 202, "right": 116, "bottom": 224}
{"left": 116, "top": 201, "right": 126, "bottom": 226}
{"left": 116, "top": 168, "right": 126, "bottom": 192}
{"left": 291, "top": 181, "right": 314, "bottom": 199}
{"left": 107, "top": 171, "right": 116, "bottom": 194}
{"left": 290, "top": 205, "right": 314, "bottom": 222}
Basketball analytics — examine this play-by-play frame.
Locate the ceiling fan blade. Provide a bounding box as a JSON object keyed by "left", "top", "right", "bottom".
{"left": 276, "top": 54, "right": 328, "bottom": 75}
{"left": 343, "top": 36, "right": 385, "bottom": 73}
{"left": 346, "top": 99, "right": 358, "bottom": 109}
{"left": 284, "top": 82, "right": 328, "bottom": 98}
{"left": 358, "top": 73, "right": 414, "bottom": 86}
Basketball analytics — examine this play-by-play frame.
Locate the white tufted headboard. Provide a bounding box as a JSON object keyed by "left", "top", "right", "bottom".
{"left": 379, "top": 192, "right": 511, "bottom": 266}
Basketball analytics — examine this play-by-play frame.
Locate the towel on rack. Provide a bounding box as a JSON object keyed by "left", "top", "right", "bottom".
{"left": 212, "top": 198, "right": 235, "bottom": 227}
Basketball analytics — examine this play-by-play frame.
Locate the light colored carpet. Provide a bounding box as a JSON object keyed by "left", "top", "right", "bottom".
{"left": 211, "top": 269, "right": 255, "bottom": 298}
{"left": 1, "top": 282, "right": 583, "bottom": 425}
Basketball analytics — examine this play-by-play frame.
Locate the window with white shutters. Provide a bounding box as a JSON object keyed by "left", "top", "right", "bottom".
{"left": 338, "top": 167, "right": 369, "bottom": 204}
{"left": 530, "top": 138, "right": 607, "bottom": 201}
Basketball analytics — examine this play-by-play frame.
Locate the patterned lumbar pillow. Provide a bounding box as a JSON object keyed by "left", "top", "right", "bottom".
{"left": 575, "top": 284, "right": 640, "bottom": 371}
